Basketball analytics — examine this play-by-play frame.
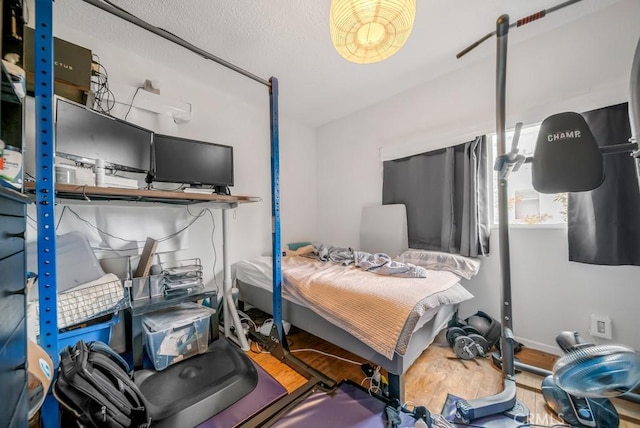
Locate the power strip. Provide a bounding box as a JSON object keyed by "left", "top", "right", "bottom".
{"left": 72, "top": 166, "right": 95, "bottom": 186}
{"left": 183, "top": 187, "right": 216, "bottom": 194}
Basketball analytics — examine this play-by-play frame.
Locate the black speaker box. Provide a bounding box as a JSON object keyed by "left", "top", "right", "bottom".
{"left": 23, "top": 26, "right": 92, "bottom": 104}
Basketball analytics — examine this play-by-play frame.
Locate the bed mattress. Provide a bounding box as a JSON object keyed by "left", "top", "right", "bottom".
{"left": 234, "top": 256, "right": 473, "bottom": 359}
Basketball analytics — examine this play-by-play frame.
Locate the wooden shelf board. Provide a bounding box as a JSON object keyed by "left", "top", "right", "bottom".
{"left": 24, "top": 182, "right": 259, "bottom": 205}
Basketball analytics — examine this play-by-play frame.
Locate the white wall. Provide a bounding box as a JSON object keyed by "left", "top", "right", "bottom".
{"left": 24, "top": 24, "right": 318, "bottom": 288}
{"left": 316, "top": 0, "right": 640, "bottom": 354}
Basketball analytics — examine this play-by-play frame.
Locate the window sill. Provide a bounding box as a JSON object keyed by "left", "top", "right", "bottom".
{"left": 490, "top": 223, "right": 568, "bottom": 230}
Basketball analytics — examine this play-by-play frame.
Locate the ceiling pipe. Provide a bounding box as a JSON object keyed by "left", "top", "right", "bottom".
{"left": 80, "top": 0, "right": 271, "bottom": 87}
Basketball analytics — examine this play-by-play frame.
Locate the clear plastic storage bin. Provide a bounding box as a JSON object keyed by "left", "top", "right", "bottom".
{"left": 142, "top": 302, "right": 215, "bottom": 371}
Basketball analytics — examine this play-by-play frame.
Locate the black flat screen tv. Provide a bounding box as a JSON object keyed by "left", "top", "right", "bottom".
{"left": 55, "top": 98, "right": 153, "bottom": 172}
{"left": 152, "top": 134, "right": 234, "bottom": 190}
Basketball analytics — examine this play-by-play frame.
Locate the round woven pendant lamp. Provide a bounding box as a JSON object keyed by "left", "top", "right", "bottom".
{"left": 330, "top": 0, "right": 416, "bottom": 64}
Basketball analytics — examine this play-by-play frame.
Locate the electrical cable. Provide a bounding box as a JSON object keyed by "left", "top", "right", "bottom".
{"left": 81, "top": 185, "right": 91, "bottom": 202}
{"left": 360, "top": 365, "right": 383, "bottom": 395}
{"left": 56, "top": 206, "right": 67, "bottom": 231}
{"left": 249, "top": 340, "right": 267, "bottom": 354}
{"left": 26, "top": 213, "right": 37, "bottom": 231}
{"left": 62, "top": 206, "right": 203, "bottom": 248}
{"left": 360, "top": 375, "right": 381, "bottom": 395}
{"left": 124, "top": 86, "right": 142, "bottom": 121}
{"left": 236, "top": 310, "right": 257, "bottom": 331}
{"left": 91, "top": 54, "right": 116, "bottom": 114}
{"left": 290, "top": 348, "right": 362, "bottom": 365}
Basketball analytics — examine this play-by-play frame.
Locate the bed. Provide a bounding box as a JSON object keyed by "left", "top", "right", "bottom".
{"left": 234, "top": 204, "right": 478, "bottom": 401}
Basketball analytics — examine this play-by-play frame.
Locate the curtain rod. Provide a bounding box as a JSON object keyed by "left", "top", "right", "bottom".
{"left": 81, "top": 0, "right": 271, "bottom": 87}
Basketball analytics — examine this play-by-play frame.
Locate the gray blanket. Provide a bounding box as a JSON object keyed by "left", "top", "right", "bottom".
{"left": 303, "top": 244, "right": 428, "bottom": 278}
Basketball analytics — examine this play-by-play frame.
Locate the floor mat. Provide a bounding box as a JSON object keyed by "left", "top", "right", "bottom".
{"left": 271, "top": 381, "right": 418, "bottom": 428}
{"left": 197, "top": 358, "right": 288, "bottom": 427}
{"left": 441, "top": 394, "right": 525, "bottom": 428}
{"left": 137, "top": 337, "right": 258, "bottom": 427}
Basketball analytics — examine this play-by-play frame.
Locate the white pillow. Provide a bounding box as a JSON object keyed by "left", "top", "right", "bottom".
{"left": 396, "top": 249, "right": 481, "bottom": 280}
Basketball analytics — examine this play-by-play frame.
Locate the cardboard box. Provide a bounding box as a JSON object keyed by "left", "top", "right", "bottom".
{"left": 27, "top": 340, "right": 53, "bottom": 419}
{"left": 23, "top": 26, "right": 91, "bottom": 103}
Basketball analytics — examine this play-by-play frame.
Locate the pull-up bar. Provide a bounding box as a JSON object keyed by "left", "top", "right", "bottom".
{"left": 456, "top": 0, "right": 584, "bottom": 59}
{"left": 81, "top": 0, "right": 271, "bottom": 87}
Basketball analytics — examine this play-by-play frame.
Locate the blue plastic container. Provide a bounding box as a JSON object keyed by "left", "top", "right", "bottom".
{"left": 57, "top": 313, "right": 120, "bottom": 350}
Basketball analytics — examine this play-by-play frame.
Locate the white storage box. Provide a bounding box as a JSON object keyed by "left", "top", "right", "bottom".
{"left": 142, "top": 302, "right": 215, "bottom": 371}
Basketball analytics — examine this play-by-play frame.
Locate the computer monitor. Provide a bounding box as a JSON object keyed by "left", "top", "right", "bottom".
{"left": 152, "top": 134, "right": 234, "bottom": 191}
{"left": 54, "top": 98, "right": 152, "bottom": 173}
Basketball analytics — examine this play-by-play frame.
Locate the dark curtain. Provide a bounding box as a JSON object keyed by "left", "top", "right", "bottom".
{"left": 569, "top": 102, "right": 640, "bottom": 265}
{"left": 382, "top": 136, "right": 490, "bottom": 257}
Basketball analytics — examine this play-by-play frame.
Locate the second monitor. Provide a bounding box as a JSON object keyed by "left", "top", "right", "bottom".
{"left": 152, "top": 134, "right": 234, "bottom": 194}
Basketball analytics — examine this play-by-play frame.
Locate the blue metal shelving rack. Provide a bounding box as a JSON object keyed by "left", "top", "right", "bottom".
{"left": 34, "top": 0, "right": 60, "bottom": 426}
{"left": 32, "top": 1, "right": 284, "bottom": 425}
{"left": 31, "top": 1, "right": 333, "bottom": 425}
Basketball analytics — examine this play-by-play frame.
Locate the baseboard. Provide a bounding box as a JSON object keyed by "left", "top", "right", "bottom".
{"left": 515, "top": 337, "right": 560, "bottom": 357}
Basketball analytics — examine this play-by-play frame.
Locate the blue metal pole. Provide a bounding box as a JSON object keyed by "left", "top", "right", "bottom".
{"left": 35, "top": 0, "right": 59, "bottom": 426}
{"left": 269, "top": 77, "right": 283, "bottom": 340}
{"left": 35, "top": 0, "right": 58, "bottom": 365}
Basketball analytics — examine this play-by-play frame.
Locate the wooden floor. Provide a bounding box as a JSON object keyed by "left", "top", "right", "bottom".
{"left": 246, "top": 325, "right": 640, "bottom": 427}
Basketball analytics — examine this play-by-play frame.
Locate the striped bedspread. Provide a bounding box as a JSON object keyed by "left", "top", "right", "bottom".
{"left": 280, "top": 256, "right": 463, "bottom": 359}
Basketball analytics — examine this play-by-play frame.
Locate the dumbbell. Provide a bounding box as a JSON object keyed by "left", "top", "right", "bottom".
{"left": 446, "top": 326, "right": 491, "bottom": 360}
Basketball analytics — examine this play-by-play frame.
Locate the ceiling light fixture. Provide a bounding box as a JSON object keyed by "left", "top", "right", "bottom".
{"left": 329, "top": 0, "right": 416, "bottom": 64}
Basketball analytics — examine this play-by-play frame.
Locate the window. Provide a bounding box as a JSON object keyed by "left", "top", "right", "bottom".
{"left": 491, "top": 124, "right": 567, "bottom": 225}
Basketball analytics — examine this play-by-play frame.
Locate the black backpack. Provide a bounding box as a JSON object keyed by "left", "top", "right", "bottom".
{"left": 53, "top": 340, "right": 151, "bottom": 428}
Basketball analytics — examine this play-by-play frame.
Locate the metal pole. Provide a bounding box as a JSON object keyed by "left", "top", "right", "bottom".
{"left": 269, "top": 77, "right": 284, "bottom": 342}
{"left": 496, "top": 14, "right": 515, "bottom": 380}
{"left": 455, "top": 17, "right": 528, "bottom": 424}
{"left": 35, "top": 0, "right": 58, "bottom": 365}
{"left": 629, "top": 36, "right": 640, "bottom": 189}
{"left": 80, "top": 0, "right": 271, "bottom": 88}
{"left": 35, "top": 1, "right": 60, "bottom": 426}
{"left": 600, "top": 142, "right": 638, "bottom": 155}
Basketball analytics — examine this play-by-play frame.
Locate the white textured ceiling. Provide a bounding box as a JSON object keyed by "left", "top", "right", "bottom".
{"left": 53, "top": 0, "right": 624, "bottom": 127}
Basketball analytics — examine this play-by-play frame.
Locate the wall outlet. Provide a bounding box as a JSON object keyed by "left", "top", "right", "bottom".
{"left": 589, "top": 314, "right": 612, "bottom": 339}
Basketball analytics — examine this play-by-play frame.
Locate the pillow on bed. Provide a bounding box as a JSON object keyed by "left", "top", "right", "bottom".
{"left": 287, "top": 242, "right": 312, "bottom": 251}
{"left": 396, "top": 249, "right": 481, "bottom": 280}
{"left": 284, "top": 243, "right": 315, "bottom": 256}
